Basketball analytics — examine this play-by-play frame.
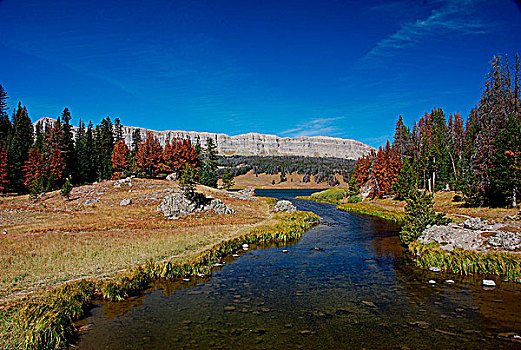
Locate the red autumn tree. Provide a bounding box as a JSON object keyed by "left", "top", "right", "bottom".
{"left": 23, "top": 147, "right": 46, "bottom": 187}
{"left": 111, "top": 139, "right": 130, "bottom": 175}
{"left": 163, "top": 138, "right": 198, "bottom": 172}
{"left": 0, "top": 144, "right": 8, "bottom": 192}
{"left": 49, "top": 146, "right": 65, "bottom": 184}
{"left": 136, "top": 133, "right": 163, "bottom": 176}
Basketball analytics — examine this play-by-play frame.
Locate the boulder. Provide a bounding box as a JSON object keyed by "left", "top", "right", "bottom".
{"left": 120, "top": 198, "right": 131, "bottom": 206}
{"left": 272, "top": 200, "right": 297, "bottom": 213}
{"left": 157, "top": 192, "right": 198, "bottom": 218}
{"left": 83, "top": 199, "right": 100, "bottom": 205}
{"left": 488, "top": 231, "right": 521, "bottom": 250}
{"left": 238, "top": 186, "right": 255, "bottom": 197}
{"left": 114, "top": 177, "right": 132, "bottom": 187}
{"left": 204, "top": 198, "right": 236, "bottom": 214}
{"left": 157, "top": 192, "right": 235, "bottom": 218}
{"left": 166, "top": 173, "right": 177, "bottom": 181}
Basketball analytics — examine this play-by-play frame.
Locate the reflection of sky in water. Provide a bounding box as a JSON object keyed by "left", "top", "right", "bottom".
{"left": 76, "top": 191, "right": 521, "bottom": 349}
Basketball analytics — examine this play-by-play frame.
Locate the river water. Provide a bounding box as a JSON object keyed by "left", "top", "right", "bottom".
{"left": 75, "top": 189, "right": 521, "bottom": 349}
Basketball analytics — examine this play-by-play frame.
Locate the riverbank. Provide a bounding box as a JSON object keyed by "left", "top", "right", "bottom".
{"left": 301, "top": 189, "right": 521, "bottom": 282}
{"left": 0, "top": 179, "right": 319, "bottom": 349}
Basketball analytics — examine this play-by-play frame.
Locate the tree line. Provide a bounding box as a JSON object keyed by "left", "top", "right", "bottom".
{"left": 351, "top": 54, "right": 521, "bottom": 207}
{"left": 0, "top": 89, "right": 221, "bottom": 197}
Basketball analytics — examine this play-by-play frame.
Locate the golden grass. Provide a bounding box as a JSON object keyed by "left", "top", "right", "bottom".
{"left": 0, "top": 179, "right": 270, "bottom": 306}
{"left": 229, "top": 170, "right": 347, "bottom": 189}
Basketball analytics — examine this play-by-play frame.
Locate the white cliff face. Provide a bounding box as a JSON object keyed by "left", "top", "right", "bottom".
{"left": 122, "top": 127, "right": 374, "bottom": 159}
{"left": 34, "top": 118, "right": 374, "bottom": 159}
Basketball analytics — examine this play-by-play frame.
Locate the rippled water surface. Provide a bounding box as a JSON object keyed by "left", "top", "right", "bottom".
{"left": 75, "top": 189, "right": 521, "bottom": 349}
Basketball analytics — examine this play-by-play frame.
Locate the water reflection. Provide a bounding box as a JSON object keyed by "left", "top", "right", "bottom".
{"left": 75, "top": 190, "right": 521, "bottom": 349}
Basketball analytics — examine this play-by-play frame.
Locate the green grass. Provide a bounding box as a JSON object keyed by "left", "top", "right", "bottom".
{"left": 7, "top": 210, "right": 320, "bottom": 350}
{"left": 409, "top": 242, "right": 521, "bottom": 281}
{"left": 310, "top": 188, "right": 350, "bottom": 201}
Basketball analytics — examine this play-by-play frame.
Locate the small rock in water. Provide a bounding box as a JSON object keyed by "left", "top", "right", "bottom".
{"left": 232, "top": 254, "right": 239, "bottom": 257}
{"left": 428, "top": 280, "right": 436, "bottom": 284}
{"left": 483, "top": 279, "right": 496, "bottom": 287}
{"left": 213, "top": 263, "right": 223, "bottom": 267}
{"left": 182, "top": 278, "right": 190, "bottom": 282}
{"left": 445, "top": 279, "right": 455, "bottom": 284}
{"left": 282, "top": 249, "right": 288, "bottom": 253}
{"left": 361, "top": 301, "right": 377, "bottom": 308}
{"left": 429, "top": 267, "right": 441, "bottom": 272}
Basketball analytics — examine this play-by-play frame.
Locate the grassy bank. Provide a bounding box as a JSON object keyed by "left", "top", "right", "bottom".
{"left": 1, "top": 210, "right": 319, "bottom": 349}
{"left": 299, "top": 193, "right": 405, "bottom": 226}
{"left": 409, "top": 242, "right": 521, "bottom": 281}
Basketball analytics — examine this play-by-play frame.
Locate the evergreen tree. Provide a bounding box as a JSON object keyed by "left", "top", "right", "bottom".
{"left": 393, "top": 115, "right": 412, "bottom": 157}
{"left": 61, "top": 108, "right": 76, "bottom": 181}
{"left": 7, "top": 102, "right": 33, "bottom": 192}
{"left": 0, "top": 84, "right": 11, "bottom": 142}
{"left": 114, "top": 118, "right": 124, "bottom": 141}
{"left": 0, "top": 144, "right": 8, "bottom": 192}
{"left": 399, "top": 189, "right": 448, "bottom": 245}
{"left": 221, "top": 167, "right": 234, "bottom": 189}
{"left": 97, "top": 117, "right": 114, "bottom": 180}
{"left": 488, "top": 116, "right": 521, "bottom": 207}
{"left": 199, "top": 137, "right": 218, "bottom": 187}
{"left": 179, "top": 164, "right": 198, "bottom": 198}
{"left": 392, "top": 157, "right": 418, "bottom": 200}
{"left": 60, "top": 178, "right": 73, "bottom": 201}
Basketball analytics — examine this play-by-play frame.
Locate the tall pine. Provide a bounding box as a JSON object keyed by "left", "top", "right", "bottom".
{"left": 7, "top": 102, "right": 33, "bottom": 193}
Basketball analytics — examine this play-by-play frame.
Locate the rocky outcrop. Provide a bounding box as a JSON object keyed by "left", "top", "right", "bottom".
{"left": 157, "top": 192, "right": 235, "bottom": 218}
{"left": 272, "top": 200, "right": 297, "bottom": 213}
{"left": 34, "top": 118, "right": 374, "bottom": 160}
{"left": 418, "top": 218, "right": 521, "bottom": 252}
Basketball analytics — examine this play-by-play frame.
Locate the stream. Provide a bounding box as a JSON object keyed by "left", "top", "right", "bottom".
{"left": 74, "top": 189, "right": 521, "bottom": 349}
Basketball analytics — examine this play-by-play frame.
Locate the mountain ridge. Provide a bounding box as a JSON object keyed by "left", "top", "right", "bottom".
{"left": 34, "top": 117, "right": 374, "bottom": 159}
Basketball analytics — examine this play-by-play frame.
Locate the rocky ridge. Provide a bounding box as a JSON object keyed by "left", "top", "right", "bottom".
{"left": 34, "top": 117, "right": 374, "bottom": 160}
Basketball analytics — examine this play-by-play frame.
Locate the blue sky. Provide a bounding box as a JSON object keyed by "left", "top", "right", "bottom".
{"left": 0, "top": 0, "right": 520, "bottom": 147}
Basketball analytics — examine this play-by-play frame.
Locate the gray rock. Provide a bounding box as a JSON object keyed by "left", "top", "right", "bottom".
{"left": 238, "top": 186, "right": 255, "bottom": 197}
{"left": 157, "top": 192, "right": 235, "bottom": 218}
{"left": 120, "top": 198, "right": 131, "bottom": 206}
{"left": 272, "top": 200, "right": 297, "bottom": 213}
{"left": 166, "top": 172, "right": 177, "bottom": 181}
{"left": 157, "top": 192, "right": 198, "bottom": 218}
{"left": 488, "top": 231, "right": 521, "bottom": 250}
{"left": 83, "top": 199, "right": 100, "bottom": 205}
{"left": 203, "top": 198, "right": 236, "bottom": 214}
{"left": 418, "top": 224, "right": 485, "bottom": 251}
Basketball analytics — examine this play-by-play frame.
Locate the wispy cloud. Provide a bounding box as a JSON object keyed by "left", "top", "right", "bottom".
{"left": 363, "top": 0, "right": 489, "bottom": 61}
{"left": 280, "top": 117, "right": 344, "bottom": 137}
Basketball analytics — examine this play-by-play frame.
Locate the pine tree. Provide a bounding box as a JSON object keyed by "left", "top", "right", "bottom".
{"left": 488, "top": 116, "right": 521, "bottom": 207}
{"left": 61, "top": 108, "right": 76, "bottom": 181}
{"left": 0, "top": 144, "right": 8, "bottom": 192}
{"left": 97, "top": 117, "right": 114, "bottom": 180}
{"left": 393, "top": 115, "right": 412, "bottom": 157}
{"left": 179, "top": 164, "right": 198, "bottom": 198}
{"left": 0, "top": 84, "right": 11, "bottom": 143}
{"left": 7, "top": 102, "right": 33, "bottom": 193}
{"left": 392, "top": 157, "right": 417, "bottom": 200}
{"left": 221, "top": 167, "right": 234, "bottom": 189}
{"left": 199, "top": 138, "right": 218, "bottom": 187}
{"left": 114, "top": 118, "right": 124, "bottom": 141}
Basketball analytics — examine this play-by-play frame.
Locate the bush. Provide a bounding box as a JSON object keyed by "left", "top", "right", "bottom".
{"left": 399, "top": 189, "right": 449, "bottom": 245}
{"left": 60, "top": 179, "right": 73, "bottom": 201}
{"left": 348, "top": 195, "right": 361, "bottom": 203}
